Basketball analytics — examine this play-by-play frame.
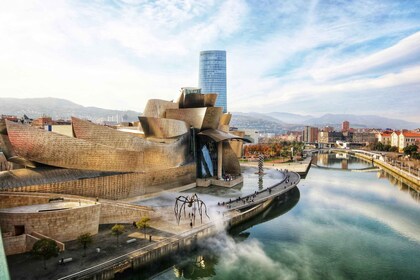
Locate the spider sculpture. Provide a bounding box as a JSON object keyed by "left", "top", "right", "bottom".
{"left": 174, "top": 193, "right": 210, "bottom": 225}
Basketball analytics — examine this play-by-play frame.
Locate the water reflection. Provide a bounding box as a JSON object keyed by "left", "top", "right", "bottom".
{"left": 154, "top": 187, "right": 300, "bottom": 280}
{"left": 173, "top": 255, "right": 217, "bottom": 279}
{"left": 315, "top": 152, "right": 372, "bottom": 170}
{"left": 258, "top": 174, "right": 264, "bottom": 190}
{"left": 230, "top": 187, "right": 300, "bottom": 237}
{"left": 127, "top": 153, "right": 420, "bottom": 280}
{"left": 376, "top": 169, "right": 420, "bottom": 202}
{"left": 315, "top": 152, "right": 419, "bottom": 203}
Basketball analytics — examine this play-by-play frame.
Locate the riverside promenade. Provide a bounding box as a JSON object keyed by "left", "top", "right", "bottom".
{"left": 354, "top": 151, "right": 420, "bottom": 190}
{"left": 38, "top": 170, "right": 299, "bottom": 280}
{"left": 240, "top": 156, "right": 312, "bottom": 178}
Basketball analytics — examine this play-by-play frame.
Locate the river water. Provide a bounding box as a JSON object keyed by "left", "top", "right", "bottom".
{"left": 125, "top": 153, "right": 420, "bottom": 280}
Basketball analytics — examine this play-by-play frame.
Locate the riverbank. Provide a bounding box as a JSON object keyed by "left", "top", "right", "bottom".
{"left": 240, "top": 156, "right": 312, "bottom": 178}
{"left": 142, "top": 153, "right": 420, "bottom": 280}
{"left": 355, "top": 152, "right": 420, "bottom": 191}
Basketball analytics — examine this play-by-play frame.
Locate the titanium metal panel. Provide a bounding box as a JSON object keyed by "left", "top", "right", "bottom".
{"left": 176, "top": 92, "right": 185, "bottom": 108}
{"left": 0, "top": 119, "right": 35, "bottom": 168}
{"left": 219, "top": 113, "right": 232, "bottom": 126}
{"left": 223, "top": 142, "right": 241, "bottom": 175}
{"left": 204, "top": 94, "right": 218, "bottom": 107}
{"left": 72, "top": 117, "right": 191, "bottom": 168}
{"left": 198, "top": 129, "right": 251, "bottom": 143}
{"left": 182, "top": 93, "right": 218, "bottom": 108}
{"left": 143, "top": 99, "right": 179, "bottom": 118}
{"left": 138, "top": 117, "right": 189, "bottom": 139}
{"left": 5, "top": 120, "right": 181, "bottom": 172}
{"left": 165, "top": 107, "right": 223, "bottom": 131}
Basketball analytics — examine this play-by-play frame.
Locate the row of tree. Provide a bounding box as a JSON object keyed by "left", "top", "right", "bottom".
{"left": 244, "top": 141, "right": 304, "bottom": 159}
{"left": 370, "top": 142, "right": 398, "bottom": 152}
{"left": 32, "top": 217, "right": 151, "bottom": 269}
{"left": 371, "top": 142, "right": 419, "bottom": 159}
{"left": 403, "top": 144, "right": 420, "bottom": 159}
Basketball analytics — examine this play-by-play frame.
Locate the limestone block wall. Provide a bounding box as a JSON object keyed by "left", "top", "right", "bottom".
{"left": 0, "top": 203, "right": 101, "bottom": 242}
{"left": 2, "top": 234, "right": 26, "bottom": 255}
{"left": 0, "top": 193, "right": 50, "bottom": 209}
{"left": 25, "top": 234, "right": 40, "bottom": 253}
{"left": 6, "top": 164, "right": 196, "bottom": 200}
{"left": 99, "top": 203, "right": 157, "bottom": 224}
{"left": 2, "top": 233, "right": 65, "bottom": 256}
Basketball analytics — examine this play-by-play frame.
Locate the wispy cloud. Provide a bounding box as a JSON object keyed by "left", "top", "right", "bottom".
{"left": 0, "top": 0, "right": 419, "bottom": 120}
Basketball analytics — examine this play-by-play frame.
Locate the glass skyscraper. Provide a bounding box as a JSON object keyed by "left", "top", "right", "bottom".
{"left": 199, "top": 50, "right": 227, "bottom": 113}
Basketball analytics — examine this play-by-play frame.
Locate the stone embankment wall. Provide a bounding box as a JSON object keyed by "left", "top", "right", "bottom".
{"left": 355, "top": 153, "right": 419, "bottom": 189}
{"left": 5, "top": 164, "right": 196, "bottom": 200}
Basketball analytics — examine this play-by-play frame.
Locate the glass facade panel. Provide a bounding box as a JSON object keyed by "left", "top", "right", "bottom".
{"left": 199, "top": 50, "right": 227, "bottom": 113}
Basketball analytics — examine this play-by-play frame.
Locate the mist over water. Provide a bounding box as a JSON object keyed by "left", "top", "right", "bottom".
{"left": 128, "top": 154, "right": 420, "bottom": 280}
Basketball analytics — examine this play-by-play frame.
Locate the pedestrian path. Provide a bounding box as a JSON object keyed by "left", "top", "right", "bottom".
{"left": 217, "top": 170, "right": 300, "bottom": 211}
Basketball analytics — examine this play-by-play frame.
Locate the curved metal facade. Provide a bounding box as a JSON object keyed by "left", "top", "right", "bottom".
{"left": 72, "top": 117, "right": 191, "bottom": 168}
{"left": 198, "top": 129, "right": 251, "bottom": 143}
{"left": 223, "top": 142, "right": 241, "bottom": 175}
{"left": 181, "top": 93, "right": 218, "bottom": 108}
{"left": 6, "top": 120, "right": 187, "bottom": 172}
{"left": 143, "top": 99, "right": 179, "bottom": 118}
{"left": 165, "top": 107, "right": 223, "bottom": 131}
{"left": 138, "top": 117, "right": 189, "bottom": 139}
{"left": 0, "top": 119, "right": 35, "bottom": 168}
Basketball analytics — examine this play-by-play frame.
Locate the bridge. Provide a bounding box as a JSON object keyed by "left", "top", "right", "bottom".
{"left": 311, "top": 164, "right": 380, "bottom": 172}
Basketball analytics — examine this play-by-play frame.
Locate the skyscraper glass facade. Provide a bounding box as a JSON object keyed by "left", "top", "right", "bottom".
{"left": 199, "top": 50, "right": 227, "bottom": 113}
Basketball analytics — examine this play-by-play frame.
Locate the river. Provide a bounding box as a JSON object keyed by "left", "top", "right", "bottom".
{"left": 124, "top": 152, "right": 420, "bottom": 280}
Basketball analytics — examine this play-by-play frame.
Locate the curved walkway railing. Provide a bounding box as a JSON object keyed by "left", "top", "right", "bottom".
{"left": 218, "top": 171, "right": 300, "bottom": 211}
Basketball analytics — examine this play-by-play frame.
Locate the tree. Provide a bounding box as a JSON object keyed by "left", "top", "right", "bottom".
{"left": 32, "top": 238, "right": 59, "bottom": 270}
{"left": 77, "top": 233, "right": 93, "bottom": 257}
{"left": 111, "top": 224, "right": 125, "bottom": 246}
{"left": 389, "top": 146, "right": 398, "bottom": 152}
{"left": 372, "top": 142, "right": 384, "bottom": 151}
{"left": 403, "top": 144, "right": 418, "bottom": 156}
{"left": 136, "top": 217, "right": 151, "bottom": 239}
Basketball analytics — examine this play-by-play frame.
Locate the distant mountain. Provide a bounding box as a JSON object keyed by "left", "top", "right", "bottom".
{"left": 304, "top": 114, "right": 419, "bottom": 130}
{"left": 238, "top": 112, "right": 291, "bottom": 126}
{"left": 267, "top": 112, "right": 314, "bottom": 124}
{"left": 0, "top": 97, "right": 141, "bottom": 122}
{"left": 231, "top": 111, "right": 419, "bottom": 132}
{"left": 230, "top": 112, "right": 295, "bottom": 133}
{"left": 1, "top": 97, "right": 417, "bottom": 130}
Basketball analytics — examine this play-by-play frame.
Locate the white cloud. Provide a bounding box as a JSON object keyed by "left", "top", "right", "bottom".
{"left": 0, "top": 0, "right": 419, "bottom": 120}
{"left": 311, "top": 32, "right": 420, "bottom": 81}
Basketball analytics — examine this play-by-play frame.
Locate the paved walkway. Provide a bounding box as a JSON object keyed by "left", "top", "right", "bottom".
{"left": 241, "top": 157, "right": 312, "bottom": 175}
{"left": 218, "top": 171, "right": 300, "bottom": 211}
{"left": 7, "top": 216, "right": 194, "bottom": 280}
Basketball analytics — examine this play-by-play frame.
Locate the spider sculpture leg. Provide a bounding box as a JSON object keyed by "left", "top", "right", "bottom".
{"left": 174, "top": 196, "right": 189, "bottom": 225}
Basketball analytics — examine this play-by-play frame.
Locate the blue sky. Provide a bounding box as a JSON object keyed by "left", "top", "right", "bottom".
{"left": 0, "top": 0, "right": 419, "bottom": 121}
